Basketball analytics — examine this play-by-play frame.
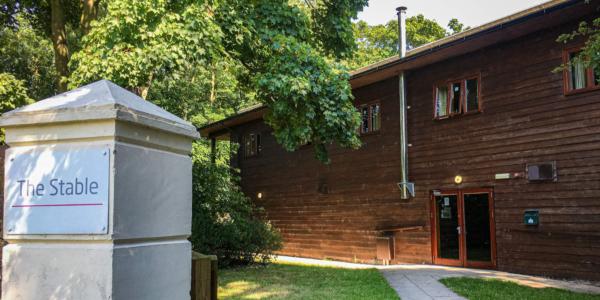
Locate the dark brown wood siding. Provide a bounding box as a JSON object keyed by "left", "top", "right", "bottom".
{"left": 229, "top": 15, "right": 600, "bottom": 281}
{"left": 231, "top": 77, "right": 433, "bottom": 264}
{"left": 406, "top": 16, "right": 600, "bottom": 280}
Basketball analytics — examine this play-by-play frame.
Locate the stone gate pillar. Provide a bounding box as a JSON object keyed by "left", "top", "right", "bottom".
{"left": 0, "top": 80, "right": 199, "bottom": 299}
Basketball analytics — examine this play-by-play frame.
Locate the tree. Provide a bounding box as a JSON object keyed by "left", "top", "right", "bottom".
{"left": 345, "top": 15, "right": 466, "bottom": 70}
{"left": 447, "top": 18, "right": 467, "bottom": 35}
{"left": 69, "top": 0, "right": 368, "bottom": 162}
{"left": 406, "top": 14, "right": 448, "bottom": 48}
{"left": 0, "top": 73, "right": 33, "bottom": 112}
{"left": 0, "top": 73, "right": 34, "bottom": 143}
{"left": 558, "top": 17, "right": 600, "bottom": 74}
{"left": 0, "top": 0, "right": 100, "bottom": 92}
{"left": 0, "top": 14, "right": 57, "bottom": 100}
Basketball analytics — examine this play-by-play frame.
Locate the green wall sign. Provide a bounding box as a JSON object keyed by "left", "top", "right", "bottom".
{"left": 524, "top": 210, "right": 539, "bottom": 226}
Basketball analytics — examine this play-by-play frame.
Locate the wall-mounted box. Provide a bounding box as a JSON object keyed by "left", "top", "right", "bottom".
{"left": 526, "top": 162, "right": 557, "bottom": 182}
{"left": 524, "top": 210, "right": 539, "bottom": 226}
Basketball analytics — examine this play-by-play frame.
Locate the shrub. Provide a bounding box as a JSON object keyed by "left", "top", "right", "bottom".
{"left": 189, "top": 140, "right": 282, "bottom": 267}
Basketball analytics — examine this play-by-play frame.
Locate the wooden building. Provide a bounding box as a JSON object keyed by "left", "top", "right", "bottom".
{"left": 200, "top": 0, "right": 600, "bottom": 281}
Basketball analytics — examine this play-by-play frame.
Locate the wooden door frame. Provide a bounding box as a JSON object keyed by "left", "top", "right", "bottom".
{"left": 430, "top": 188, "right": 497, "bottom": 269}
{"left": 430, "top": 189, "right": 462, "bottom": 266}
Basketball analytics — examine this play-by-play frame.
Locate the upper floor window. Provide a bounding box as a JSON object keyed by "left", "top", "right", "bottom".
{"left": 435, "top": 85, "right": 448, "bottom": 118}
{"left": 360, "top": 102, "right": 381, "bottom": 134}
{"left": 564, "top": 48, "right": 599, "bottom": 94}
{"left": 434, "top": 76, "right": 480, "bottom": 119}
{"left": 243, "top": 133, "right": 260, "bottom": 157}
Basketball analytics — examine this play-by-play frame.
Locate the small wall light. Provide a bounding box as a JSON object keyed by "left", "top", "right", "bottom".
{"left": 454, "top": 175, "right": 463, "bottom": 185}
{"left": 257, "top": 192, "right": 263, "bottom": 199}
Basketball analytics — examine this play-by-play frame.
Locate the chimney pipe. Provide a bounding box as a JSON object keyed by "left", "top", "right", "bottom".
{"left": 396, "top": 6, "right": 413, "bottom": 199}
{"left": 396, "top": 6, "right": 407, "bottom": 58}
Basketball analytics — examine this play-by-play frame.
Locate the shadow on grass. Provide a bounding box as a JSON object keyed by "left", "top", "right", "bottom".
{"left": 218, "top": 262, "right": 399, "bottom": 300}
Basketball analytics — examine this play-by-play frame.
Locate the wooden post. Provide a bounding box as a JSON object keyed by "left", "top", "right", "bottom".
{"left": 191, "top": 252, "right": 218, "bottom": 300}
{"left": 210, "top": 137, "right": 216, "bottom": 164}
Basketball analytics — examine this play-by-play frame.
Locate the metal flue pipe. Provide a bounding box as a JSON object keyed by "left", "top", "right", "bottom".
{"left": 396, "top": 6, "right": 413, "bottom": 199}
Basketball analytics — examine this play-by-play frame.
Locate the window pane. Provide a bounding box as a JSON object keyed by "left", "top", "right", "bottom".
{"left": 436, "top": 86, "right": 448, "bottom": 117}
{"left": 244, "top": 135, "right": 251, "bottom": 157}
{"left": 244, "top": 133, "right": 259, "bottom": 157}
{"left": 361, "top": 106, "right": 369, "bottom": 133}
{"left": 570, "top": 52, "right": 587, "bottom": 90}
{"left": 595, "top": 67, "right": 599, "bottom": 86}
{"left": 450, "top": 82, "right": 461, "bottom": 114}
{"left": 465, "top": 78, "right": 479, "bottom": 112}
{"left": 256, "top": 134, "right": 261, "bottom": 154}
{"left": 436, "top": 195, "right": 459, "bottom": 259}
{"left": 250, "top": 134, "right": 256, "bottom": 156}
{"left": 371, "top": 104, "right": 380, "bottom": 131}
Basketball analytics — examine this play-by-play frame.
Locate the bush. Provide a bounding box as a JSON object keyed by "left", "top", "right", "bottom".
{"left": 189, "top": 141, "right": 282, "bottom": 268}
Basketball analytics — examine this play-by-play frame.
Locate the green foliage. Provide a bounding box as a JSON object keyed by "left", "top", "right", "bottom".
{"left": 70, "top": 0, "right": 367, "bottom": 162}
{"left": 0, "top": 73, "right": 34, "bottom": 143}
{"left": 69, "top": 0, "right": 223, "bottom": 97}
{"left": 406, "top": 14, "right": 448, "bottom": 48}
{"left": 148, "top": 60, "right": 254, "bottom": 127}
{"left": 190, "top": 141, "right": 282, "bottom": 267}
{"left": 0, "top": 0, "right": 81, "bottom": 36}
{"left": 0, "top": 15, "right": 57, "bottom": 100}
{"left": 345, "top": 15, "right": 466, "bottom": 70}
{"left": 557, "top": 17, "right": 600, "bottom": 72}
{"left": 309, "top": 0, "right": 369, "bottom": 58}
{"left": 447, "top": 18, "right": 468, "bottom": 35}
{"left": 254, "top": 35, "right": 361, "bottom": 162}
{"left": 0, "top": 73, "right": 34, "bottom": 113}
{"left": 440, "top": 277, "right": 600, "bottom": 300}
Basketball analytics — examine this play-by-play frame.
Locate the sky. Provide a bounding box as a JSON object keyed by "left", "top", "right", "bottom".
{"left": 357, "top": 0, "right": 549, "bottom": 28}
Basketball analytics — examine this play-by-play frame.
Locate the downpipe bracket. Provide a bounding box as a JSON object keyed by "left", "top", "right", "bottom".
{"left": 397, "top": 182, "right": 415, "bottom": 198}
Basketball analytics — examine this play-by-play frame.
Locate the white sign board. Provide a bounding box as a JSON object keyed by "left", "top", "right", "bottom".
{"left": 4, "top": 146, "right": 110, "bottom": 235}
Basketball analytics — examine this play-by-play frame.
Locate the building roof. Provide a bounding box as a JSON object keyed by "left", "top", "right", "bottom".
{"left": 199, "top": 0, "right": 595, "bottom": 138}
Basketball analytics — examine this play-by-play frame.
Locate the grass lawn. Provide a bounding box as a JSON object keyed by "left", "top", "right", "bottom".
{"left": 440, "top": 277, "right": 600, "bottom": 300}
{"left": 218, "top": 262, "right": 399, "bottom": 300}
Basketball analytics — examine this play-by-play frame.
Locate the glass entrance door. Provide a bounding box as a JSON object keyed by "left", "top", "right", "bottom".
{"left": 431, "top": 189, "right": 496, "bottom": 268}
{"left": 433, "top": 194, "right": 461, "bottom": 266}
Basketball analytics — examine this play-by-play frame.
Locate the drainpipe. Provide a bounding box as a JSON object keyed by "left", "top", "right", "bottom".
{"left": 397, "top": 6, "right": 414, "bottom": 199}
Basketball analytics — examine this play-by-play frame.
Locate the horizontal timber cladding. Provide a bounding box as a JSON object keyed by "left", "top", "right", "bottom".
{"left": 230, "top": 76, "right": 433, "bottom": 264}
{"left": 407, "top": 15, "right": 600, "bottom": 281}
{"left": 229, "top": 15, "right": 600, "bottom": 280}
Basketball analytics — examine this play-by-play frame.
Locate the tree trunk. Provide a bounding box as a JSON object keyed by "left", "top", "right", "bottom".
{"left": 210, "top": 67, "right": 216, "bottom": 103}
{"left": 80, "top": 0, "right": 98, "bottom": 35}
{"left": 50, "top": 0, "right": 69, "bottom": 92}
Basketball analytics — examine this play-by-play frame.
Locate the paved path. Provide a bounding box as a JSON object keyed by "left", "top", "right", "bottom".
{"left": 380, "top": 264, "right": 600, "bottom": 299}
{"left": 381, "top": 266, "right": 465, "bottom": 300}
{"left": 275, "top": 256, "right": 600, "bottom": 299}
